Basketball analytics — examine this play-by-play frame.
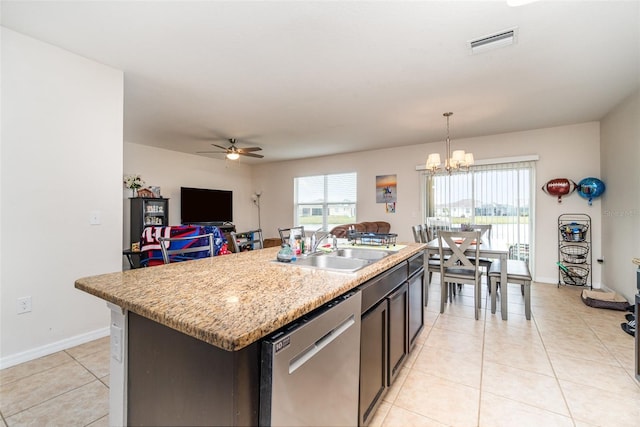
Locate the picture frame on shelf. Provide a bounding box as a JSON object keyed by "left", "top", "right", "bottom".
{"left": 150, "top": 186, "right": 162, "bottom": 198}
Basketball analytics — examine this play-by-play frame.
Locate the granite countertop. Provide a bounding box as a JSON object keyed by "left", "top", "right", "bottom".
{"left": 75, "top": 243, "right": 425, "bottom": 351}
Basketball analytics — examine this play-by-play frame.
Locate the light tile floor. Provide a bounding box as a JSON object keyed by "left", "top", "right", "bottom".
{"left": 371, "top": 279, "right": 640, "bottom": 427}
{"left": 0, "top": 337, "right": 109, "bottom": 426}
{"left": 1, "top": 279, "right": 638, "bottom": 426}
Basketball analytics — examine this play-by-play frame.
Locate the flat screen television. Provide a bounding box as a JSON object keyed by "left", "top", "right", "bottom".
{"left": 180, "top": 187, "right": 233, "bottom": 224}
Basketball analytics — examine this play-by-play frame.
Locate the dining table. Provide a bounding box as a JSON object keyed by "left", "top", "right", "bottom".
{"left": 425, "top": 238, "right": 510, "bottom": 320}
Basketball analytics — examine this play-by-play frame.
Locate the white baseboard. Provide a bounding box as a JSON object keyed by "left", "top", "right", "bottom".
{"left": 0, "top": 327, "right": 110, "bottom": 370}
{"left": 534, "top": 276, "right": 602, "bottom": 289}
{"left": 534, "top": 276, "right": 558, "bottom": 285}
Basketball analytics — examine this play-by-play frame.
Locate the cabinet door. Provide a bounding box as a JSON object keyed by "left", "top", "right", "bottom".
{"left": 408, "top": 271, "right": 425, "bottom": 350}
{"left": 359, "top": 301, "right": 387, "bottom": 427}
{"left": 143, "top": 199, "right": 169, "bottom": 227}
{"left": 387, "top": 282, "right": 408, "bottom": 386}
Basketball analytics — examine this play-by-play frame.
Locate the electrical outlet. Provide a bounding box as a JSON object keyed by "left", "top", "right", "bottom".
{"left": 110, "top": 323, "right": 123, "bottom": 362}
{"left": 17, "top": 296, "right": 32, "bottom": 314}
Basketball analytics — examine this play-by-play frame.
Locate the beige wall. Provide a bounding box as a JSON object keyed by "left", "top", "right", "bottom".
{"left": 253, "top": 122, "right": 602, "bottom": 286}
{"left": 1, "top": 29, "right": 123, "bottom": 367}
{"left": 600, "top": 89, "right": 640, "bottom": 301}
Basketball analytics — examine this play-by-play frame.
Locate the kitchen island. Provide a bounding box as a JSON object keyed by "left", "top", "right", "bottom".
{"left": 75, "top": 243, "right": 425, "bottom": 426}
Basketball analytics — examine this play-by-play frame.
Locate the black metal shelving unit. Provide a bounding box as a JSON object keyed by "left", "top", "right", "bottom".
{"left": 557, "top": 213, "right": 592, "bottom": 288}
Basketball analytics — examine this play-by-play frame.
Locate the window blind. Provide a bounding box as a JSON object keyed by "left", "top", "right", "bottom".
{"left": 424, "top": 160, "right": 536, "bottom": 265}
{"left": 294, "top": 172, "right": 357, "bottom": 232}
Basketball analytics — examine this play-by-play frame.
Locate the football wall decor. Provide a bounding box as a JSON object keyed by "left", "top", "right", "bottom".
{"left": 542, "top": 178, "right": 577, "bottom": 203}
{"left": 577, "top": 177, "right": 605, "bottom": 206}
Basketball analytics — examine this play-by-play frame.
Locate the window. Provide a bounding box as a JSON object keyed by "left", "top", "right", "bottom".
{"left": 294, "top": 172, "right": 357, "bottom": 232}
{"left": 423, "top": 160, "right": 535, "bottom": 265}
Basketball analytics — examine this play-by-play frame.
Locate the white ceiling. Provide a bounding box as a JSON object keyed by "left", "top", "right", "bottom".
{"left": 2, "top": 1, "right": 639, "bottom": 163}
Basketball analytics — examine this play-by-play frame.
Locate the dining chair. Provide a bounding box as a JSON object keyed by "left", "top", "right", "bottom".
{"left": 411, "top": 224, "right": 423, "bottom": 243}
{"left": 466, "top": 224, "right": 494, "bottom": 282}
{"left": 426, "top": 217, "right": 451, "bottom": 240}
{"left": 508, "top": 243, "right": 530, "bottom": 264}
{"left": 468, "top": 224, "right": 492, "bottom": 242}
{"left": 438, "top": 230, "right": 482, "bottom": 320}
{"left": 421, "top": 225, "right": 440, "bottom": 286}
{"left": 158, "top": 233, "right": 214, "bottom": 264}
{"left": 229, "top": 229, "right": 264, "bottom": 253}
{"left": 278, "top": 226, "right": 305, "bottom": 244}
{"left": 420, "top": 225, "right": 431, "bottom": 244}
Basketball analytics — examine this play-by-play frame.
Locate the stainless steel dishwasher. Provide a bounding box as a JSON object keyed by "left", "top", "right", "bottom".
{"left": 260, "top": 290, "right": 362, "bottom": 426}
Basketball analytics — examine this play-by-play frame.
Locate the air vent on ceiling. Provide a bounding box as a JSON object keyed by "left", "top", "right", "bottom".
{"left": 469, "top": 27, "right": 518, "bottom": 54}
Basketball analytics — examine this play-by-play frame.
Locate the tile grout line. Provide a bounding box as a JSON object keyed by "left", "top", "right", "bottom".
{"left": 578, "top": 309, "right": 640, "bottom": 388}
{"left": 532, "top": 298, "right": 577, "bottom": 425}
{"left": 2, "top": 353, "right": 107, "bottom": 422}
{"left": 482, "top": 285, "right": 582, "bottom": 423}
{"left": 64, "top": 349, "right": 109, "bottom": 384}
{"left": 3, "top": 377, "right": 99, "bottom": 421}
{"left": 0, "top": 354, "right": 74, "bottom": 387}
{"left": 477, "top": 290, "right": 490, "bottom": 426}
{"left": 381, "top": 309, "right": 449, "bottom": 426}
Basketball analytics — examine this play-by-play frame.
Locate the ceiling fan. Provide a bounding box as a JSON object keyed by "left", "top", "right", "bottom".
{"left": 197, "top": 138, "right": 264, "bottom": 160}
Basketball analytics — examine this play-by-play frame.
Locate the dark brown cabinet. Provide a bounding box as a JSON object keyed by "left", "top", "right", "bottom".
{"left": 358, "top": 252, "right": 425, "bottom": 426}
{"left": 408, "top": 269, "right": 425, "bottom": 349}
{"left": 359, "top": 300, "right": 388, "bottom": 427}
{"left": 387, "top": 282, "right": 408, "bottom": 385}
{"left": 407, "top": 252, "right": 425, "bottom": 350}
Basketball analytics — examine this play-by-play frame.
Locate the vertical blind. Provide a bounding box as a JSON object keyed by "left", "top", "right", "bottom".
{"left": 424, "top": 160, "right": 536, "bottom": 265}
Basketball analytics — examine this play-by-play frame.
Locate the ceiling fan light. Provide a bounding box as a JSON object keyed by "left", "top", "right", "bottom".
{"left": 226, "top": 152, "right": 240, "bottom": 160}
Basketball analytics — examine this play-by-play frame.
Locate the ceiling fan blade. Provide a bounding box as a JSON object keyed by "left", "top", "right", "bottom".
{"left": 196, "top": 150, "right": 226, "bottom": 154}
{"left": 240, "top": 152, "right": 264, "bottom": 158}
{"left": 211, "top": 144, "right": 229, "bottom": 151}
{"left": 238, "top": 147, "right": 262, "bottom": 152}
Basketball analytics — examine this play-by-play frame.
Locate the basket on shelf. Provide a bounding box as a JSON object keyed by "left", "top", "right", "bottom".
{"left": 559, "top": 223, "right": 589, "bottom": 242}
{"left": 560, "top": 265, "right": 589, "bottom": 286}
{"left": 559, "top": 244, "right": 589, "bottom": 264}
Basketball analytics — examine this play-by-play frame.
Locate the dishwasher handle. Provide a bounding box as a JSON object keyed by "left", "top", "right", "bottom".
{"left": 289, "top": 314, "right": 356, "bottom": 374}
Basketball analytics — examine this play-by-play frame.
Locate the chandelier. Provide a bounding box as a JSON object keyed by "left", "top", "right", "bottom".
{"left": 426, "top": 112, "right": 474, "bottom": 174}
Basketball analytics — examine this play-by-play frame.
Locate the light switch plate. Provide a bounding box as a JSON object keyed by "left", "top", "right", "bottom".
{"left": 90, "top": 210, "right": 101, "bottom": 225}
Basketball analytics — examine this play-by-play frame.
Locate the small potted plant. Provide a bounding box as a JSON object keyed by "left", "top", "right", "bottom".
{"left": 123, "top": 174, "right": 145, "bottom": 197}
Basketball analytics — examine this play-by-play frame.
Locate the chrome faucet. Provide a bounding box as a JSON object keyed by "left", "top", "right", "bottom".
{"left": 311, "top": 230, "right": 335, "bottom": 252}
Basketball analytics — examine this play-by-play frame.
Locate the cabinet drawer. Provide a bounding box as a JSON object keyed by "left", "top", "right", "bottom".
{"left": 360, "top": 261, "right": 407, "bottom": 314}
{"left": 408, "top": 252, "right": 425, "bottom": 278}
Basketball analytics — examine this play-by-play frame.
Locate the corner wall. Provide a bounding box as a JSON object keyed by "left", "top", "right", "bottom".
{"left": 600, "top": 89, "right": 640, "bottom": 301}
{"left": 0, "top": 28, "right": 123, "bottom": 367}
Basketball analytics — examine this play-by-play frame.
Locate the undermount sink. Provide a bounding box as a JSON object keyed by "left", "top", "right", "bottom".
{"left": 278, "top": 247, "right": 394, "bottom": 273}
{"left": 291, "top": 255, "right": 371, "bottom": 273}
{"left": 327, "top": 248, "right": 392, "bottom": 261}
